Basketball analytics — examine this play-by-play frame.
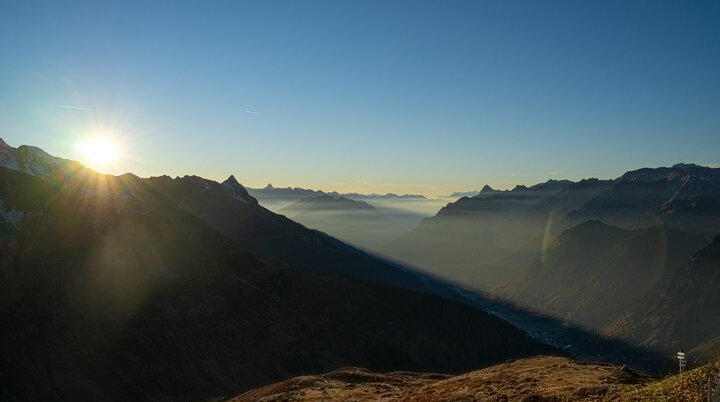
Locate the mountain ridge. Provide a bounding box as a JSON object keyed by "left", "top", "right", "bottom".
{"left": 383, "top": 163, "right": 720, "bottom": 289}
{"left": 0, "top": 152, "right": 557, "bottom": 400}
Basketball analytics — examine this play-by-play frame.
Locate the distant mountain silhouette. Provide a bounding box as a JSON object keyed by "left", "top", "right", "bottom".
{"left": 279, "top": 195, "right": 403, "bottom": 250}
{"left": 0, "top": 141, "right": 556, "bottom": 400}
{"left": 248, "top": 184, "right": 440, "bottom": 243}
{"left": 568, "top": 164, "right": 720, "bottom": 234}
{"left": 247, "top": 184, "right": 427, "bottom": 206}
{"left": 383, "top": 165, "right": 720, "bottom": 289}
{"left": 282, "top": 194, "right": 379, "bottom": 212}
{"left": 445, "top": 185, "right": 501, "bottom": 199}
{"left": 524, "top": 178, "right": 614, "bottom": 228}
{"left": 246, "top": 183, "right": 326, "bottom": 206}
{"left": 448, "top": 190, "right": 480, "bottom": 197}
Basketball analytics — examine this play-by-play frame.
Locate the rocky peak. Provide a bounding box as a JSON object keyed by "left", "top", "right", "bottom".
{"left": 222, "top": 175, "right": 256, "bottom": 204}
{"left": 0, "top": 138, "right": 13, "bottom": 150}
{"left": 0, "top": 139, "right": 80, "bottom": 182}
{"left": 672, "top": 163, "right": 700, "bottom": 169}
{"left": 0, "top": 138, "right": 19, "bottom": 170}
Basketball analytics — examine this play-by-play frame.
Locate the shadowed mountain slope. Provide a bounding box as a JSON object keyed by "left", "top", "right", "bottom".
{"left": 606, "top": 234, "right": 720, "bottom": 354}
{"left": 0, "top": 138, "right": 444, "bottom": 295}
{"left": 498, "top": 221, "right": 708, "bottom": 331}
{"left": 0, "top": 167, "right": 557, "bottom": 401}
{"left": 142, "top": 174, "right": 440, "bottom": 294}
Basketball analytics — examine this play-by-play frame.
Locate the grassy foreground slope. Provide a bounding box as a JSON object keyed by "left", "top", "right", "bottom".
{"left": 231, "top": 356, "right": 720, "bottom": 402}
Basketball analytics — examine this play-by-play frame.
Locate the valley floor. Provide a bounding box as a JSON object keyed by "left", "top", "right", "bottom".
{"left": 229, "top": 356, "right": 720, "bottom": 402}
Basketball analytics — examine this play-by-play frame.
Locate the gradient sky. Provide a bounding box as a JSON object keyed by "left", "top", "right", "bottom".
{"left": 1, "top": 1, "right": 719, "bottom": 197}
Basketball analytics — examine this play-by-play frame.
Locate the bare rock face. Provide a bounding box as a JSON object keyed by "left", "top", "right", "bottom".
{"left": 222, "top": 174, "right": 257, "bottom": 204}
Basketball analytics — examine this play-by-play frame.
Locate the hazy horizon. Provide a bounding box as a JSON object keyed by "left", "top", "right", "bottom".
{"left": 2, "top": 136, "right": 719, "bottom": 198}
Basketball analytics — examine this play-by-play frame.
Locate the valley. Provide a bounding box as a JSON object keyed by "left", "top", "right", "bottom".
{"left": 2, "top": 141, "right": 720, "bottom": 400}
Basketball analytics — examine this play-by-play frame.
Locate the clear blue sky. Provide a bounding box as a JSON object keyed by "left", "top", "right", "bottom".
{"left": 1, "top": 0, "right": 719, "bottom": 196}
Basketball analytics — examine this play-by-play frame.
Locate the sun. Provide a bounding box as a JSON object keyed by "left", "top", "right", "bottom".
{"left": 75, "top": 138, "right": 119, "bottom": 166}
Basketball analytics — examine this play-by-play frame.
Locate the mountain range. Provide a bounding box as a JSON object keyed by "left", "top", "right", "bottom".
{"left": 248, "top": 183, "right": 446, "bottom": 241}
{"left": 3, "top": 137, "right": 720, "bottom": 399}
{"left": 384, "top": 164, "right": 720, "bottom": 287}
{"left": 383, "top": 179, "right": 573, "bottom": 286}
{"left": 247, "top": 184, "right": 427, "bottom": 207}
{"left": 0, "top": 139, "right": 556, "bottom": 400}
{"left": 382, "top": 162, "right": 720, "bottom": 360}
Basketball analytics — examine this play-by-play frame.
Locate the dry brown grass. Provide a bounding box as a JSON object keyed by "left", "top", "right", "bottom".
{"left": 593, "top": 361, "right": 720, "bottom": 402}
{"left": 230, "top": 356, "right": 720, "bottom": 401}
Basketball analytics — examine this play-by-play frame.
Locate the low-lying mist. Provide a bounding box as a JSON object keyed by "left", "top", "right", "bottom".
{"left": 255, "top": 195, "right": 451, "bottom": 251}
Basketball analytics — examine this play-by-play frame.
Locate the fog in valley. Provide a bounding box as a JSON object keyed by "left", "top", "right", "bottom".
{"left": 248, "top": 186, "right": 452, "bottom": 251}
{"left": 250, "top": 166, "right": 720, "bottom": 360}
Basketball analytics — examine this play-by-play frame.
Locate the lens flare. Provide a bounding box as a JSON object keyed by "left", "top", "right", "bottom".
{"left": 541, "top": 210, "right": 561, "bottom": 266}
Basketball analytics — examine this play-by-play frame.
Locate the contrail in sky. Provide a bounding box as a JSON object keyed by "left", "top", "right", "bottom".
{"left": 57, "top": 104, "right": 102, "bottom": 111}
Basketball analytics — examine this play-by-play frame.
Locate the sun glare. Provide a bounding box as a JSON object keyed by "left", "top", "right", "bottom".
{"left": 75, "top": 139, "right": 119, "bottom": 166}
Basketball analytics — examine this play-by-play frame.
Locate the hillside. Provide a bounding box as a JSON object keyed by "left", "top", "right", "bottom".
{"left": 0, "top": 138, "right": 445, "bottom": 297}
{"left": 498, "top": 221, "right": 708, "bottom": 330}
{"left": 606, "top": 234, "right": 720, "bottom": 353}
{"left": 231, "top": 355, "right": 720, "bottom": 401}
{"left": 0, "top": 167, "right": 557, "bottom": 401}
